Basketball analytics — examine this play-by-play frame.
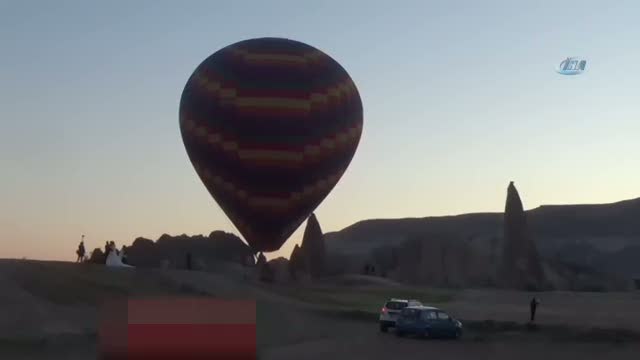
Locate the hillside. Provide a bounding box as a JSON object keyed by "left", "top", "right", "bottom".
{"left": 324, "top": 196, "right": 640, "bottom": 284}
{"left": 327, "top": 197, "right": 640, "bottom": 251}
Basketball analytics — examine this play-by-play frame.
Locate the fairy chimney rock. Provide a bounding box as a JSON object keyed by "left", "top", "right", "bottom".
{"left": 300, "top": 213, "right": 326, "bottom": 277}
{"left": 500, "top": 182, "right": 546, "bottom": 289}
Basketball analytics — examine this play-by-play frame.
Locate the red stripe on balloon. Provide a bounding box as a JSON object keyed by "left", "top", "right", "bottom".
{"left": 181, "top": 111, "right": 363, "bottom": 152}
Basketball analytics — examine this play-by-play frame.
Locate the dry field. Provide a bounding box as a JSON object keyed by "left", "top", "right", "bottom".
{"left": 0, "top": 260, "right": 638, "bottom": 359}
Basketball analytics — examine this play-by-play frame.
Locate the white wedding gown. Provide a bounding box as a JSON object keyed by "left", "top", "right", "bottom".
{"left": 106, "top": 249, "right": 134, "bottom": 268}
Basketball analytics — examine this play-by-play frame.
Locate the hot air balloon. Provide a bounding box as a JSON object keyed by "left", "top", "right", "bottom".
{"left": 179, "top": 37, "right": 363, "bottom": 253}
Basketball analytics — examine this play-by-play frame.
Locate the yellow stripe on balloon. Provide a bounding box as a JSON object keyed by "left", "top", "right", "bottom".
{"left": 193, "top": 72, "right": 358, "bottom": 109}
{"left": 231, "top": 48, "right": 323, "bottom": 65}
{"left": 310, "top": 80, "right": 358, "bottom": 104}
{"left": 186, "top": 122, "right": 362, "bottom": 163}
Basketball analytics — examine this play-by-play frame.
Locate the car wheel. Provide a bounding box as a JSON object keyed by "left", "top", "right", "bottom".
{"left": 421, "top": 330, "right": 430, "bottom": 339}
{"left": 380, "top": 324, "right": 388, "bottom": 333}
{"left": 454, "top": 329, "right": 462, "bottom": 339}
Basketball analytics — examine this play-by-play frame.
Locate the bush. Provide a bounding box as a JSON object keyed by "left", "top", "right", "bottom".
{"left": 88, "top": 248, "right": 105, "bottom": 264}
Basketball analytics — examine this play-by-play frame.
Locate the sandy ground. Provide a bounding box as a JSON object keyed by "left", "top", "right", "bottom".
{"left": 1, "top": 260, "right": 639, "bottom": 359}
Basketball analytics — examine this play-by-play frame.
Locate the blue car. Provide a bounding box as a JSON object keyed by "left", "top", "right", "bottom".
{"left": 395, "top": 306, "right": 463, "bottom": 339}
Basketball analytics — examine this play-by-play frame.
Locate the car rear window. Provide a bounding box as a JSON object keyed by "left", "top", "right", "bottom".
{"left": 385, "top": 301, "right": 408, "bottom": 310}
{"left": 400, "top": 308, "right": 420, "bottom": 318}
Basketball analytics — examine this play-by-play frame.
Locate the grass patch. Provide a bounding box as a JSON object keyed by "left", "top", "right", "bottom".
{"left": 16, "top": 274, "right": 131, "bottom": 305}
{"left": 12, "top": 264, "right": 212, "bottom": 305}
{"left": 270, "top": 284, "right": 454, "bottom": 314}
{"left": 313, "top": 308, "right": 379, "bottom": 322}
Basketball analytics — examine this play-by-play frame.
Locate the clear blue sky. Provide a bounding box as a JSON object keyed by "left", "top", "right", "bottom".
{"left": 1, "top": 0, "right": 638, "bottom": 261}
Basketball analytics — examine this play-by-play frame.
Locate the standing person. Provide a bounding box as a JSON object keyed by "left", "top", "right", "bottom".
{"left": 76, "top": 236, "right": 86, "bottom": 262}
{"left": 121, "top": 245, "right": 129, "bottom": 265}
{"left": 530, "top": 297, "right": 540, "bottom": 322}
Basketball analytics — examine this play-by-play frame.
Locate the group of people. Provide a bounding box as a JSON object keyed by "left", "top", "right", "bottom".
{"left": 74, "top": 236, "right": 129, "bottom": 265}
{"left": 362, "top": 263, "right": 376, "bottom": 275}
{"left": 104, "top": 241, "right": 129, "bottom": 264}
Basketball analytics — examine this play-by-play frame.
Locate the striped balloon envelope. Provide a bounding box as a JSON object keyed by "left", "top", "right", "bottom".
{"left": 179, "top": 37, "right": 363, "bottom": 252}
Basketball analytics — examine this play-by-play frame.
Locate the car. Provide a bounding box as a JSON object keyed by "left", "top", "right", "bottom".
{"left": 395, "top": 305, "right": 463, "bottom": 339}
{"left": 379, "top": 298, "right": 422, "bottom": 332}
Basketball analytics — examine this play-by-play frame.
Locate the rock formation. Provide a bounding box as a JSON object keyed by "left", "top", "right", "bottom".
{"left": 256, "top": 252, "right": 275, "bottom": 282}
{"left": 299, "top": 213, "right": 326, "bottom": 277}
{"left": 256, "top": 252, "right": 267, "bottom": 266}
{"left": 267, "top": 257, "right": 291, "bottom": 283}
{"left": 499, "top": 181, "right": 546, "bottom": 289}
{"left": 288, "top": 244, "right": 304, "bottom": 279}
{"left": 123, "top": 231, "right": 253, "bottom": 270}
{"left": 387, "top": 234, "right": 492, "bottom": 287}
